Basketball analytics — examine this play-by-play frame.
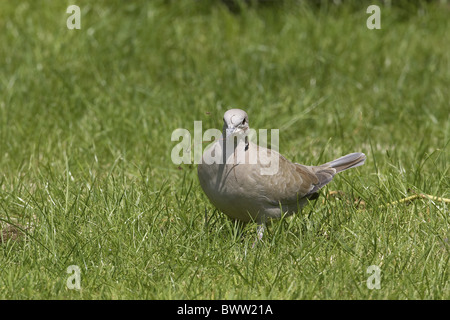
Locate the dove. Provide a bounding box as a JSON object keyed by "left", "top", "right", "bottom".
{"left": 197, "top": 108, "right": 366, "bottom": 244}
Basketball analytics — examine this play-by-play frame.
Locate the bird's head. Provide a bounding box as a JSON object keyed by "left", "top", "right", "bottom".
{"left": 223, "top": 109, "right": 249, "bottom": 139}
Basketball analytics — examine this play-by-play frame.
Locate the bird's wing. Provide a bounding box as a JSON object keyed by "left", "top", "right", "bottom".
{"left": 248, "top": 145, "right": 336, "bottom": 206}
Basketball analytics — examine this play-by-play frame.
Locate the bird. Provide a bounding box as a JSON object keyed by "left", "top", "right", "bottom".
{"left": 197, "top": 108, "right": 366, "bottom": 245}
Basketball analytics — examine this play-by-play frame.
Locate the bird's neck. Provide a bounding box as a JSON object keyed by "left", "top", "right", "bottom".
{"left": 221, "top": 132, "right": 249, "bottom": 164}
{"left": 222, "top": 133, "right": 248, "bottom": 151}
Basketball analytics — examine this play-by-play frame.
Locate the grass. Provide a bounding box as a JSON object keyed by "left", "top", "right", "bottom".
{"left": 0, "top": 0, "right": 448, "bottom": 299}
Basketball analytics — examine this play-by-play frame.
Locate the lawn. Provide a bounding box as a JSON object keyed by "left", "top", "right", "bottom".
{"left": 0, "top": 0, "right": 448, "bottom": 299}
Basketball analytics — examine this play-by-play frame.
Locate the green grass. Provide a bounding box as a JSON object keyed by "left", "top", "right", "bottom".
{"left": 0, "top": 0, "right": 448, "bottom": 299}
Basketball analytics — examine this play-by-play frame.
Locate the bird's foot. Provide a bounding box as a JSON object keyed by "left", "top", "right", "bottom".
{"left": 251, "top": 224, "right": 265, "bottom": 248}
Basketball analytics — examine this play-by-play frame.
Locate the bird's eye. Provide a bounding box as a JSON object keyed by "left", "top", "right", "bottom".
{"left": 242, "top": 119, "right": 246, "bottom": 124}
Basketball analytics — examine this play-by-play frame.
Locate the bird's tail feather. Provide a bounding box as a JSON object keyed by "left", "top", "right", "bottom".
{"left": 323, "top": 152, "right": 366, "bottom": 173}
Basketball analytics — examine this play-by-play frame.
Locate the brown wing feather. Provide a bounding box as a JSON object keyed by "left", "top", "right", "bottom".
{"left": 255, "top": 147, "right": 322, "bottom": 205}
{"left": 240, "top": 144, "right": 345, "bottom": 207}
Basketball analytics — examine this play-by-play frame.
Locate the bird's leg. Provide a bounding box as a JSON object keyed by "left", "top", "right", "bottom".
{"left": 252, "top": 221, "right": 266, "bottom": 248}
{"left": 257, "top": 224, "right": 265, "bottom": 240}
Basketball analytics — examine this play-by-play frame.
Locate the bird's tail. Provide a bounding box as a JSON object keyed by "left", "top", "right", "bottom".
{"left": 323, "top": 152, "right": 366, "bottom": 173}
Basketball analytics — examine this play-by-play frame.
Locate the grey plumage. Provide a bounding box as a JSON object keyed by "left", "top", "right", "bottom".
{"left": 197, "top": 109, "right": 366, "bottom": 243}
{"left": 322, "top": 152, "right": 366, "bottom": 173}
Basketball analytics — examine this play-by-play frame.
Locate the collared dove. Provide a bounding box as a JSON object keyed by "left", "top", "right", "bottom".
{"left": 198, "top": 108, "right": 366, "bottom": 244}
